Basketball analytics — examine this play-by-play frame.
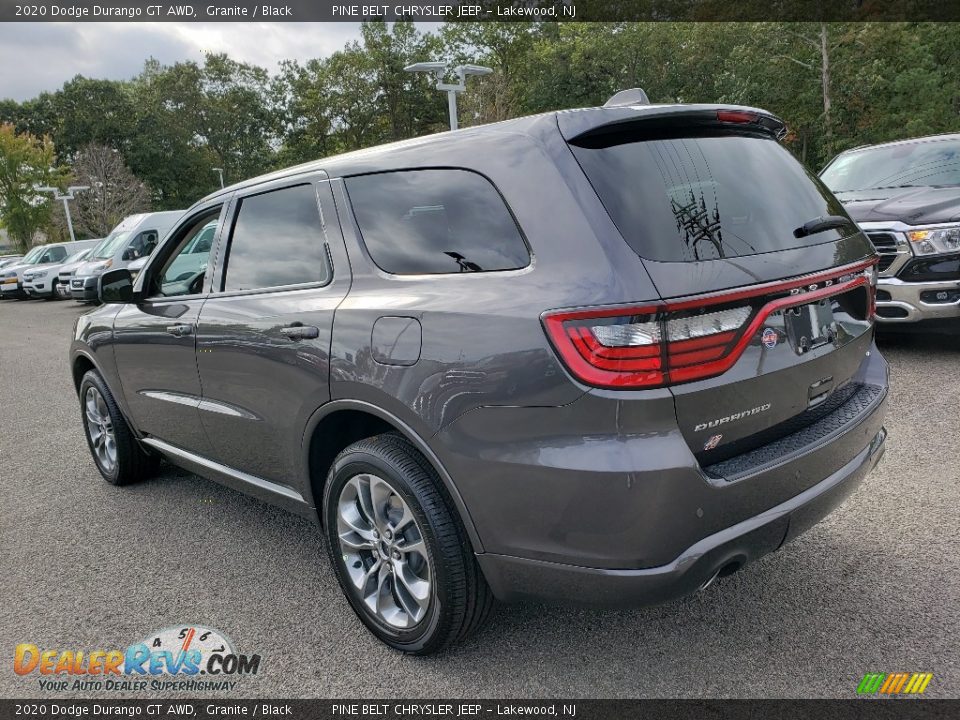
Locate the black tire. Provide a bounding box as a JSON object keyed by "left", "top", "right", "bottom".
{"left": 79, "top": 369, "right": 160, "bottom": 486}
{"left": 323, "top": 433, "right": 494, "bottom": 655}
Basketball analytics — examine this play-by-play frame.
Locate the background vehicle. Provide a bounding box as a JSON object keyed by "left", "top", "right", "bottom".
{"left": 821, "top": 133, "right": 960, "bottom": 332}
{"left": 72, "top": 94, "right": 887, "bottom": 654}
{"left": 0, "top": 240, "right": 97, "bottom": 299}
{"left": 54, "top": 246, "right": 99, "bottom": 298}
{"left": 70, "top": 211, "right": 183, "bottom": 301}
{"left": 23, "top": 247, "right": 93, "bottom": 299}
{"left": 0, "top": 256, "right": 23, "bottom": 271}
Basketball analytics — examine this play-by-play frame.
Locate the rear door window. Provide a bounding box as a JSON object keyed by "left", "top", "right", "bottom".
{"left": 222, "top": 184, "right": 330, "bottom": 292}
{"left": 345, "top": 169, "right": 530, "bottom": 274}
{"left": 569, "top": 133, "right": 849, "bottom": 262}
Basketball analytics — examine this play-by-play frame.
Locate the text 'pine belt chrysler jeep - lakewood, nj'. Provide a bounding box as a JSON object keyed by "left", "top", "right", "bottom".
{"left": 821, "top": 133, "right": 960, "bottom": 332}
{"left": 71, "top": 91, "right": 888, "bottom": 654}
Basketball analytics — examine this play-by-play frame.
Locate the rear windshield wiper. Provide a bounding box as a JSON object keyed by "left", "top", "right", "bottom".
{"left": 793, "top": 215, "right": 856, "bottom": 238}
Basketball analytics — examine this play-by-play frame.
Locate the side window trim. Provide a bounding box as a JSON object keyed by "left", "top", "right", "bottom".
{"left": 213, "top": 175, "right": 334, "bottom": 298}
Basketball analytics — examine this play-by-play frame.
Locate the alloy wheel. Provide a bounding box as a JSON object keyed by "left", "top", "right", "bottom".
{"left": 335, "top": 473, "right": 432, "bottom": 629}
{"left": 84, "top": 386, "right": 117, "bottom": 473}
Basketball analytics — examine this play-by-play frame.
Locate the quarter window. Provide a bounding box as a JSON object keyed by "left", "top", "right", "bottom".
{"left": 223, "top": 184, "right": 330, "bottom": 292}
{"left": 345, "top": 169, "right": 530, "bottom": 275}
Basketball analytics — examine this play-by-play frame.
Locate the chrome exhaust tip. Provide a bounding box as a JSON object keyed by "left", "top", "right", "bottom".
{"left": 698, "top": 570, "right": 721, "bottom": 592}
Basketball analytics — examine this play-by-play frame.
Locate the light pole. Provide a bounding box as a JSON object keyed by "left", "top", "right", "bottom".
{"left": 212, "top": 167, "right": 225, "bottom": 188}
{"left": 404, "top": 62, "right": 493, "bottom": 131}
{"left": 38, "top": 185, "right": 88, "bottom": 244}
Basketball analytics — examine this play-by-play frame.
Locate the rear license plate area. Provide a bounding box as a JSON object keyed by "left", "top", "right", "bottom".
{"left": 784, "top": 300, "right": 837, "bottom": 354}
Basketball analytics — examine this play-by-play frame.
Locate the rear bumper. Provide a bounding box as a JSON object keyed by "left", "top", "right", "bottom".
{"left": 477, "top": 426, "right": 886, "bottom": 606}
{"left": 875, "top": 277, "right": 960, "bottom": 324}
{"left": 436, "top": 340, "right": 888, "bottom": 606}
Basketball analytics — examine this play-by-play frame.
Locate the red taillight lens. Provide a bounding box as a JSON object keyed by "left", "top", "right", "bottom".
{"left": 542, "top": 259, "right": 878, "bottom": 390}
{"left": 717, "top": 109, "right": 758, "bottom": 124}
{"left": 543, "top": 307, "right": 665, "bottom": 387}
{"left": 543, "top": 305, "right": 751, "bottom": 388}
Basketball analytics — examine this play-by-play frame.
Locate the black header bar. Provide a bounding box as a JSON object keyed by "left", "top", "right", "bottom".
{"left": 1, "top": 0, "right": 958, "bottom": 23}
{"left": 0, "top": 699, "right": 954, "bottom": 720}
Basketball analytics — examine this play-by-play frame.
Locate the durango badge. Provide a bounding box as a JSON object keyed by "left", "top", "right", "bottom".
{"left": 694, "top": 404, "right": 772, "bottom": 432}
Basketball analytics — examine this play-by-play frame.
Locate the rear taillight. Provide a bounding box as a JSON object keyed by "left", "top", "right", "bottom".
{"left": 544, "top": 304, "right": 751, "bottom": 388}
{"left": 543, "top": 259, "right": 877, "bottom": 390}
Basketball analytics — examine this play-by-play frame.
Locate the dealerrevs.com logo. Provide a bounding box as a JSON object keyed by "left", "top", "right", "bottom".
{"left": 14, "top": 626, "right": 261, "bottom": 693}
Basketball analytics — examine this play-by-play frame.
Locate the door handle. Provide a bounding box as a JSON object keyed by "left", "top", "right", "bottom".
{"left": 165, "top": 323, "right": 193, "bottom": 338}
{"left": 280, "top": 324, "right": 320, "bottom": 340}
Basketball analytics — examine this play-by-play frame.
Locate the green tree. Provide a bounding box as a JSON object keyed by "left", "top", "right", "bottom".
{"left": 276, "top": 21, "right": 447, "bottom": 163}
{"left": 0, "top": 124, "right": 63, "bottom": 251}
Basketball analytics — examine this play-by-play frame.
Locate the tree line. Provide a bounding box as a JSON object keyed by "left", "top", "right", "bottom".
{"left": 1, "top": 21, "right": 958, "bottom": 249}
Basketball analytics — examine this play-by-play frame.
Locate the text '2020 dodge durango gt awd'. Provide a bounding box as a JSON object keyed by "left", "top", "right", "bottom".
{"left": 71, "top": 96, "right": 888, "bottom": 654}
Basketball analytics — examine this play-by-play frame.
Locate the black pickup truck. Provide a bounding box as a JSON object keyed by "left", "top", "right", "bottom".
{"left": 821, "top": 133, "right": 960, "bottom": 332}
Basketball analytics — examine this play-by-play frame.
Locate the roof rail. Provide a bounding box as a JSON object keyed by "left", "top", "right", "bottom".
{"left": 603, "top": 88, "right": 650, "bottom": 108}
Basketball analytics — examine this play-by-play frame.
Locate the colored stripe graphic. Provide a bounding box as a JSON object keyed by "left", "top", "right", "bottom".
{"left": 857, "top": 673, "right": 886, "bottom": 694}
{"left": 857, "top": 672, "right": 933, "bottom": 695}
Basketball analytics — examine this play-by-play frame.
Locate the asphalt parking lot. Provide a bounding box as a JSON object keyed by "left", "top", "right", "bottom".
{"left": 1, "top": 298, "right": 958, "bottom": 699}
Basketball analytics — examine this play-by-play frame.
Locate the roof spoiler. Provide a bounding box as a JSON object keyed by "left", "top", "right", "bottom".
{"left": 603, "top": 88, "right": 650, "bottom": 107}
{"left": 567, "top": 107, "right": 788, "bottom": 145}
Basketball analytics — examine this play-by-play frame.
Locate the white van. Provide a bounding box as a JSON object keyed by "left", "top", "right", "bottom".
{"left": 70, "top": 211, "right": 183, "bottom": 301}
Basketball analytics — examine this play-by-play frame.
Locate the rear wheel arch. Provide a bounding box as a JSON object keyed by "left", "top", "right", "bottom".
{"left": 302, "top": 400, "right": 484, "bottom": 553}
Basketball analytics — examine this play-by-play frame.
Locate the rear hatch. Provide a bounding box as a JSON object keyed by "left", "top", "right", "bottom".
{"left": 557, "top": 106, "right": 878, "bottom": 468}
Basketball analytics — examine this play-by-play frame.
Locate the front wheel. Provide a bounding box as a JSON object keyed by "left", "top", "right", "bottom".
{"left": 79, "top": 370, "right": 159, "bottom": 485}
{"left": 323, "top": 433, "right": 494, "bottom": 654}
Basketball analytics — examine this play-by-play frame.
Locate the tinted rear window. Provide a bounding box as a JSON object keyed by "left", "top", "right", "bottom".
{"left": 345, "top": 169, "right": 530, "bottom": 275}
{"left": 821, "top": 138, "right": 960, "bottom": 191}
{"left": 570, "top": 133, "right": 849, "bottom": 262}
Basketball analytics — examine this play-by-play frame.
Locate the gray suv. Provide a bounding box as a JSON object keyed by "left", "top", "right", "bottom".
{"left": 71, "top": 96, "right": 888, "bottom": 654}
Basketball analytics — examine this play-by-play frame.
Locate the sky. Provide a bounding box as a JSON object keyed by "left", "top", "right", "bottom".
{"left": 0, "top": 23, "right": 368, "bottom": 101}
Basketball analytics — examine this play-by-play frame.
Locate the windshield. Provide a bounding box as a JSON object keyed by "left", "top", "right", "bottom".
{"left": 21, "top": 247, "right": 44, "bottom": 264}
{"left": 570, "top": 132, "right": 849, "bottom": 262}
{"left": 65, "top": 249, "right": 90, "bottom": 263}
{"left": 91, "top": 231, "right": 132, "bottom": 259}
{"left": 822, "top": 138, "right": 960, "bottom": 192}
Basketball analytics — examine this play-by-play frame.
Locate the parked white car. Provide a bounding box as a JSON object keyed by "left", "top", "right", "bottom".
{"left": 55, "top": 245, "right": 101, "bottom": 298}
{"left": 23, "top": 247, "right": 94, "bottom": 299}
{"left": 0, "top": 240, "right": 98, "bottom": 299}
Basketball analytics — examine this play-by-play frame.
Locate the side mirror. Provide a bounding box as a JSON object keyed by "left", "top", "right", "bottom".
{"left": 99, "top": 268, "right": 136, "bottom": 304}
{"left": 121, "top": 248, "right": 137, "bottom": 261}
